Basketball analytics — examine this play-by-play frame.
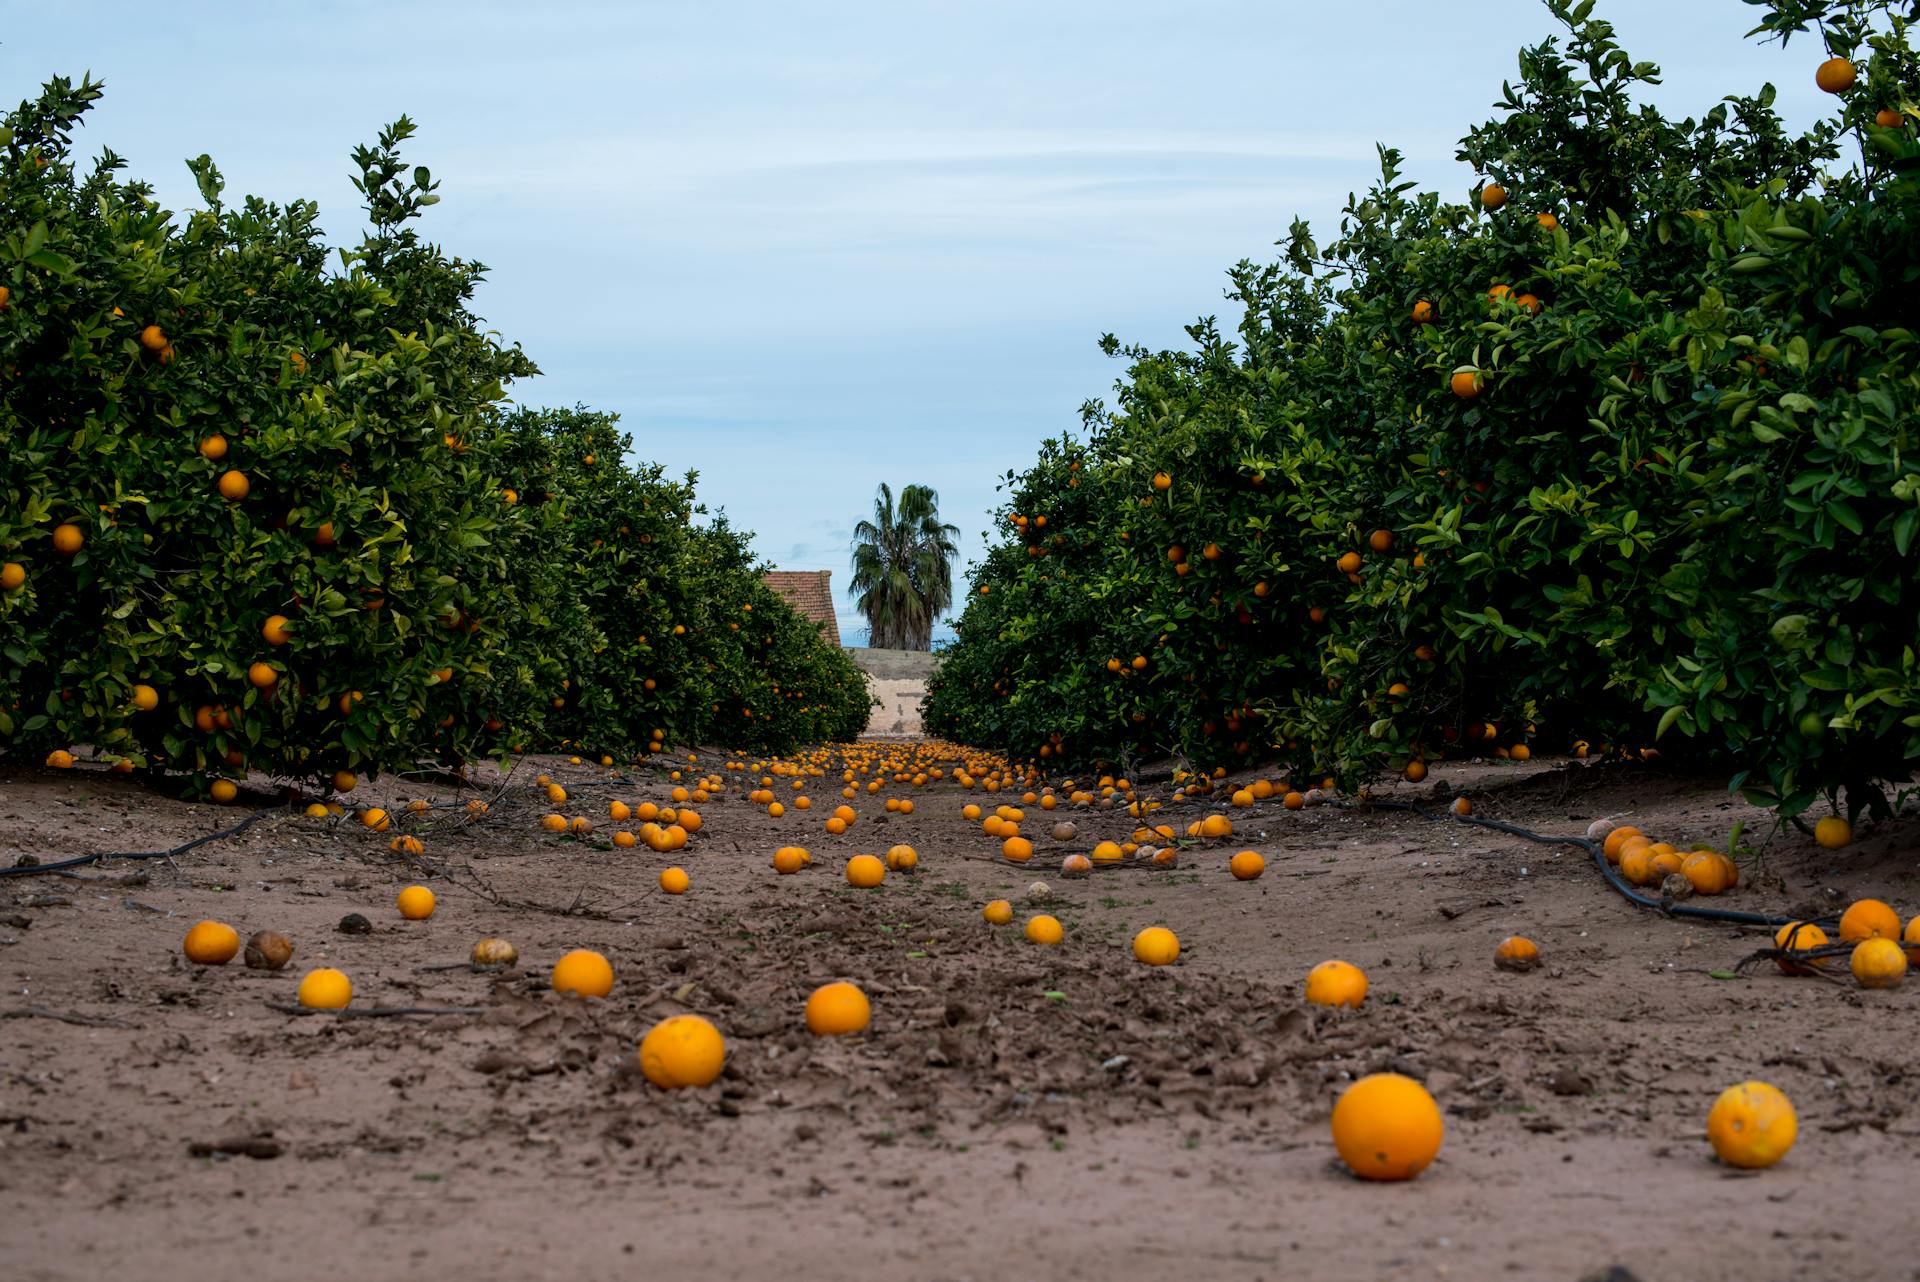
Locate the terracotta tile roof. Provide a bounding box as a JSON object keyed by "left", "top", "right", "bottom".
{"left": 762, "top": 570, "right": 839, "bottom": 638}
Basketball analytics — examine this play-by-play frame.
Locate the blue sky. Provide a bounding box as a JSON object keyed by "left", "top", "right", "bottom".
{"left": 6, "top": 1, "right": 1838, "bottom": 643}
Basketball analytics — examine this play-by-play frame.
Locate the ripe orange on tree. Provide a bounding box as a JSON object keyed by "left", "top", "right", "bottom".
{"left": 1815, "top": 57, "right": 1855, "bottom": 94}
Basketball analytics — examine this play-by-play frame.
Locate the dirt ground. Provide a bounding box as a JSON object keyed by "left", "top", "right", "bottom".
{"left": 1, "top": 745, "right": 1916, "bottom": 1282}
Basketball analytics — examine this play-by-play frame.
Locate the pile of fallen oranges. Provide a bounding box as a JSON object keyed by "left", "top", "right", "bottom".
{"left": 1591, "top": 818, "right": 1911, "bottom": 990}
{"left": 150, "top": 736, "right": 1900, "bottom": 1182}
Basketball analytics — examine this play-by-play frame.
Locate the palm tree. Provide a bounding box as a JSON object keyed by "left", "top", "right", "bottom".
{"left": 849, "top": 483, "right": 960, "bottom": 650}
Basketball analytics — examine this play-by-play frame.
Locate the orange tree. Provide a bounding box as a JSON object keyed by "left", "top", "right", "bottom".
{"left": 488, "top": 404, "right": 871, "bottom": 757}
{"left": 0, "top": 78, "right": 867, "bottom": 787}
{"left": 927, "top": 0, "right": 1920, "bottom": 823}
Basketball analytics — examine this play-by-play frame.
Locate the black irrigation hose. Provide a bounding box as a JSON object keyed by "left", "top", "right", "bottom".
{"left": 0, "top": 807, "right": 280, "bottom": 878}
{"left": 1362, "top": 798, "right": 1837, "bottom": 932}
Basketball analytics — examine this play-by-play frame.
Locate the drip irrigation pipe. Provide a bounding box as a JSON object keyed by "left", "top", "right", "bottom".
{"left": 0, "top": 808, "right": 279, "bottom": 878}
